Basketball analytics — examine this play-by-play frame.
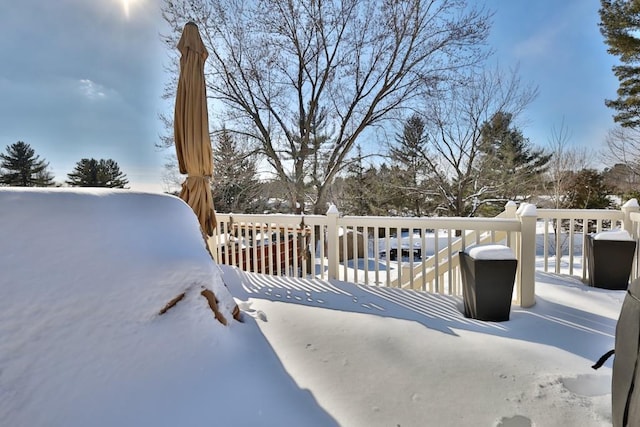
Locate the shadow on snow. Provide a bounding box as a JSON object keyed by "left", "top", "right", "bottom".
{"left": 221, "top": 266, "right": 619, "bottom": 363}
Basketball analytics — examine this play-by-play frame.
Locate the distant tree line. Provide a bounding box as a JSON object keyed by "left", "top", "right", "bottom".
{"left": 209, "top": 118, "right": 628, "bottom": 216}
{"left": 0, "top": 141, "right": 128, "bottom": 188}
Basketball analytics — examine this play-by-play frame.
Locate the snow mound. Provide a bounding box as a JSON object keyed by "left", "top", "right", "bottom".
{"left": 0, "top": 188, "right": 236, "bottom": 426}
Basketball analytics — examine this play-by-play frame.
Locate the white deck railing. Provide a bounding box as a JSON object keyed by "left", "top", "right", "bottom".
{"left": 210, "top": 200, "right": 640, "bottom": 308}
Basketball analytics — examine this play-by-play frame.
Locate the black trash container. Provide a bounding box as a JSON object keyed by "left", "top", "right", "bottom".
{"left": 586, "top": 231, "right": 636, "bottom": 290}
{"left": 460, "top": 245, "right": 518, "bottom": 322}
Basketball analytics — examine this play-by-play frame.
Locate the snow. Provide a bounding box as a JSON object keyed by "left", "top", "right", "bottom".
{"left": 516, "top": 202, "right": 537, "bottom": 217}
{"left": 592, "top": 229, "right": 633, "bottom": 241}
{"left": 466, "top": 244, "right": 516, "bottom": 260}
{"left": 0, "top": 188, "right": 626, "bottom": 426}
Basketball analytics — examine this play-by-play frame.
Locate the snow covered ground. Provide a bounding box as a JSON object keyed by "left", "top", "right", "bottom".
{"left": 0, "top": 188, "right": 626, "bottom": 426}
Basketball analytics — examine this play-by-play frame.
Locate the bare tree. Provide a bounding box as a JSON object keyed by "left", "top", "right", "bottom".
{"left": 419, "top": 65, "right": 538, "bottom": 216}
{"left": 160, "top": 0, "right": 491, "bottom": 213}
{"left": 601, "top": 125, "right": 640, "bottom": 199}
{"left": 605, "top": 125, "right": 640, "bottom": 174}
{"left": 544, "top": 118, "right": 590, "bottom": 209}
{"left": 541, "top": 120, "right": 592, "bottom": 255}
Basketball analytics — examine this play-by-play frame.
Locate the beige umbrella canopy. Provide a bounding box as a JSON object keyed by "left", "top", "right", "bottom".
{"left": 174, "top": 22, "right": 216, "bottom": 236}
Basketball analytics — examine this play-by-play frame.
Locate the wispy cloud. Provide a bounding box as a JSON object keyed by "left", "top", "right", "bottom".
{"left": 77, "top": 79, "right": 107, "bottom": 100}
{"left": 512, "top": 24, "right": 564, "bottom": 60}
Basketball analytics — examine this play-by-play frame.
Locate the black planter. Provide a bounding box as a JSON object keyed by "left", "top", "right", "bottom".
{"left": 586, "top": 235, "right": 636, "bottom": 290}
{"left": 460, "top": 251, "right": 518, "bottom": 322}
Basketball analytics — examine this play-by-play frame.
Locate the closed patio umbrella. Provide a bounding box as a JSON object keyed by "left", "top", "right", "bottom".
{"left": 174, "top": 22, "right": 216, "bottom": 235}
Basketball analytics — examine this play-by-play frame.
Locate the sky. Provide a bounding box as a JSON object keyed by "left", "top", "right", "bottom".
{"left": 0, "top": 187, "right": 626, "bottom": 426}
{"left": 0, "top": 0, "right": 620, "bottom": 192}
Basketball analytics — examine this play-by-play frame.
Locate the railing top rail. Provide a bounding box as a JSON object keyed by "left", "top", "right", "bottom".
{"left": 338, "top": 215, "right": 521, "bottom": 230}
{"left": 215, "top": 213, "right": 326, "bottom": 222}
{"left": 537, "top": 209, "right": 624, "bottom": 220}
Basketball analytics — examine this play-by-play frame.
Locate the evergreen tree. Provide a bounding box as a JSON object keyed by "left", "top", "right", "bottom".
{"left": 389, "top": 115, "right": 432, "bottom": 216}
{"left": 306, "top": 105, "right": 334, "bottom": 214}
{"left": 383, "top": 164, "right": 415, "bottom": 216}
{"left": 565, "top": 169, "right": 614, "bottom": 209}
{"left": 342, "top": 146, "right": 371, "bottom": 215}
{"left": 341, "top": 157, "right": 406, "bottom": 217}
{"left": 477, "top": 112, "right": 551, "bottom": 215}
{"left": 212, "top": 127, "right": 264, "bottom": 213}
{"left": 600, "top": 0, "right": 640, "bottom": 127}
{"left": 66, "top": 158, "right": 129, "bottom": 188}
{"left": 0, "top": 141, "right": 54, "bottom": 187}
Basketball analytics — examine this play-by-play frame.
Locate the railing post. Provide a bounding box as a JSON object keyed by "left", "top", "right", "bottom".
{"left": 326, "top": 204, "right": 340, "bottom": 280}
{"left": 622, "top": 198, "right": 640, "bottom": 237}
{"left": 517, "top": 203, "right": 537, "bottom": 308}
{"left": 503, "top": 200, "right": 517, "bottom": 218}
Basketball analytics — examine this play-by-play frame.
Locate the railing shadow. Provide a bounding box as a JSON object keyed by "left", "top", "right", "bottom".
{"left": 221, "top": 265, "right": 620, "bottom": 363}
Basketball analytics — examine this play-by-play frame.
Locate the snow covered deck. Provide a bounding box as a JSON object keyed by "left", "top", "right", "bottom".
{"left": 0, "top": 188, "right": 627, "bottom": 426}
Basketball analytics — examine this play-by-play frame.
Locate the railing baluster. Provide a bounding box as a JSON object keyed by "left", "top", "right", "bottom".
{"left": 364, "top": 227, "right": 370, "bottom": 285}
{"left": 409, "top": 226, "right": 413, "bottom": 287}
{"left": 374, "top": 226, "right": 380, "bottom": 286}
{"left": 555, "top": 217, "right": 561, "bottom": 274}
{"left": 421, "top": 229, "right": 427, "bottom": 292}
{"left": 394, "top": 227, "right": 400, "bottom": 288}
{"left": 569, "top": 218, "right": 575, "bottom": 276}
{"left": 447, "top": 229, "right": 452, "bottom": 295}
{"left": 285, "top": 225, "right": 291, "bottom": 277}
{"left": 341, "top": 226, "right": 348, "bottom": 281}
{"left": 582, "top": 221, "right": 587, "bottom": 281}
{"left": 434, "top": 228, "right": 440, "bottom": 293}
{"left": 319, "top": 223, "right": 324, "bottom": 278}
{"left": 385, "top": 227, "right": 391, "bottom": 287}
{"left": 352, "top": 226, "right": 358, "bottom": 284}
{"left": 543, "top": 218, "right": 549, "bottom": 272}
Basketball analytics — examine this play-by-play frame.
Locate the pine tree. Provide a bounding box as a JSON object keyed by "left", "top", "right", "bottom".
{"left": 477, "top": 112, "right": 551, "bottom": 215}
{"left": 212, "top": 128, "right": 263, "bottom": 213}
{"left": 565, "top": 169, "right": 614, "bottom": 209}
{"left": 389, "top": 115, "right": 432, "bottom": 216}
{"left": 341, "top": 155, "right": 406, "bottom": 217}
{"left": 0, "top": 141, "right": 54, "bottom": 187}
{"left": 342, "top": 146, "right": 370, "bottom": 215}
{"left": 600, "top": 0, "right": 640, "bottom": 127}
{"left": 66, "top": 158, "right": 129, "bottom": 188}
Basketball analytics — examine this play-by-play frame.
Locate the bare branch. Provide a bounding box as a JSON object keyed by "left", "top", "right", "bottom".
{"left": 161, "top": 0, "right": 491, "bottom": 213}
